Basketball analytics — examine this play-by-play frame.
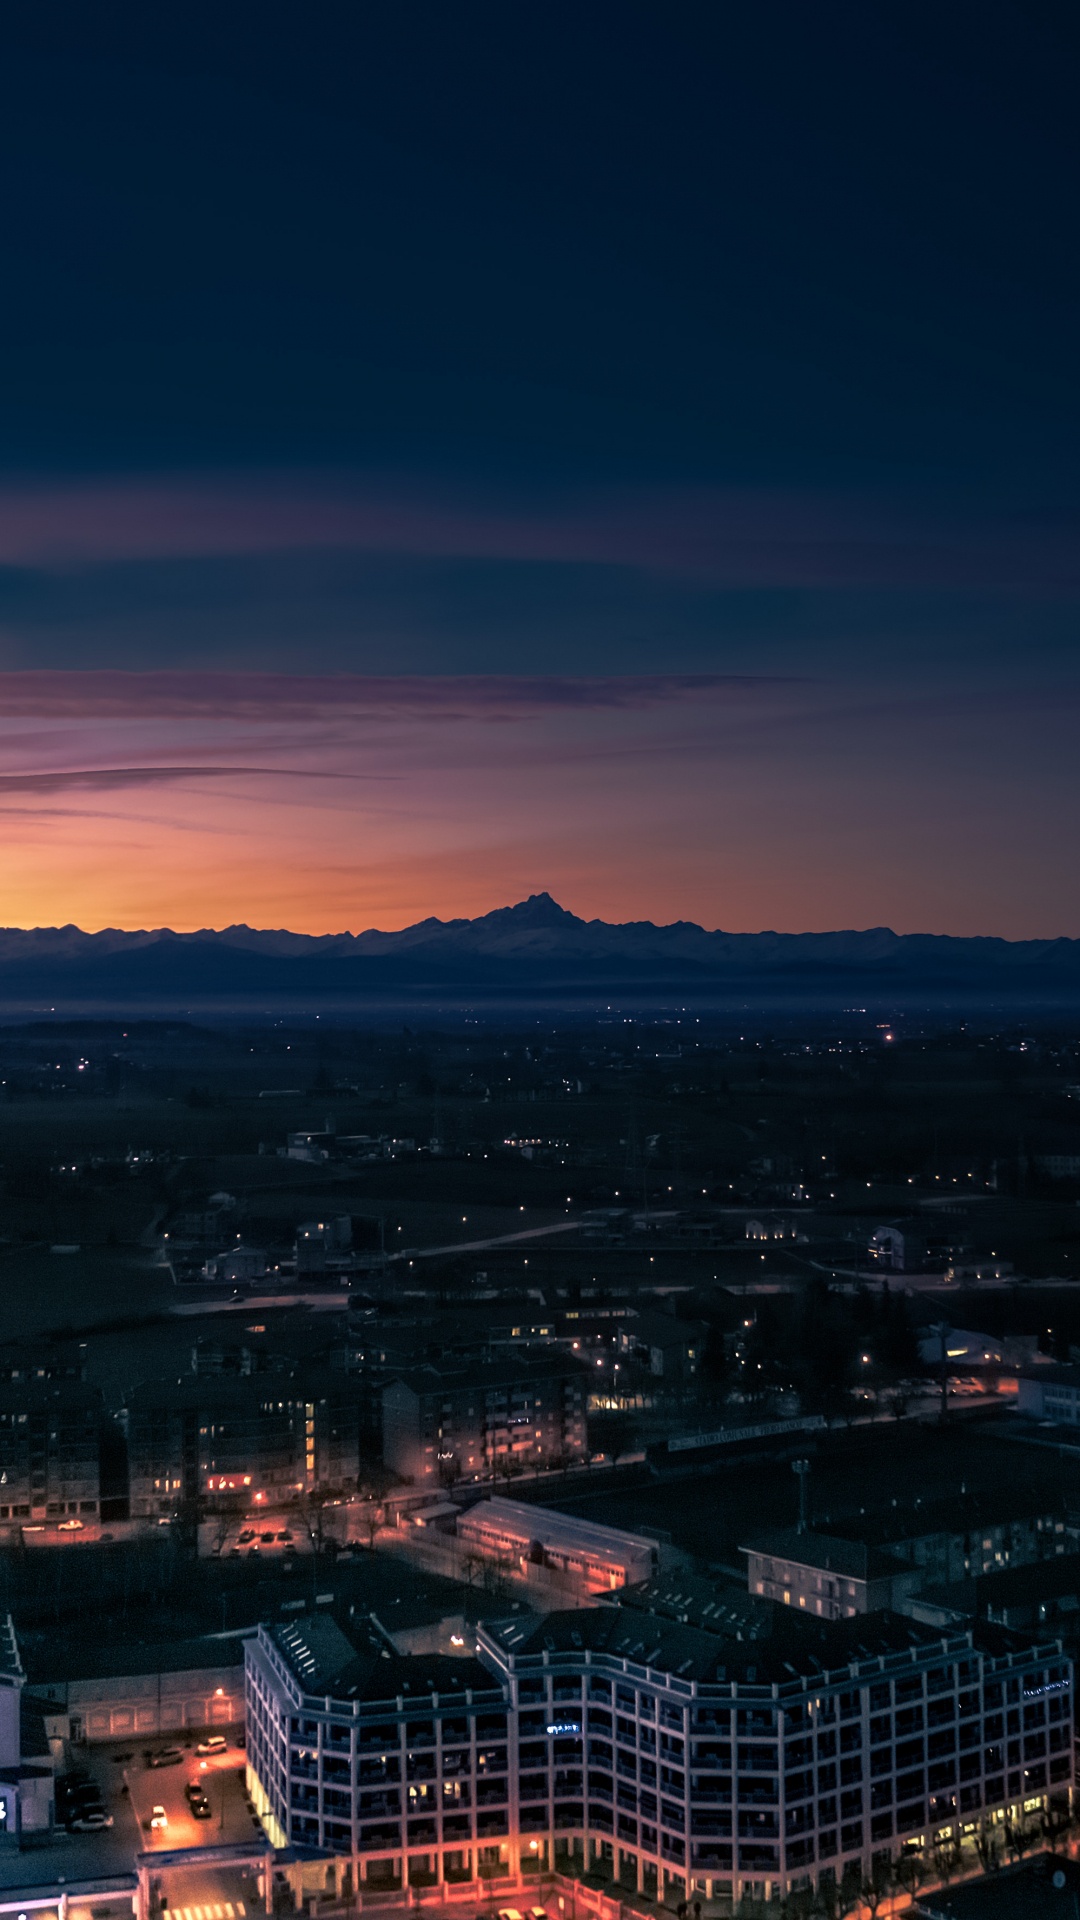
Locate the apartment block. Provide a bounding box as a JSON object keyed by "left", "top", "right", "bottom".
{"left": 381, "top": 1357, "right": 587, "bottom": 1486}
{"left": 0, "top": 1383, "right": 103, "bottom": 1526}
{"left": 126, "top": 1374, "right": 360, "bottom": 1516}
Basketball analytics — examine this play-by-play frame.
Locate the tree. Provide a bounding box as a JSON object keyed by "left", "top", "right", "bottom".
{"left": 860, "top": 1859, "right": 890, "bottom": 1917}
{"left": 932, "top": 1835, "right": 962, "bottom": 1886}
{"left": 973, "top": 1823, "right": 999, "bottom": 1875}
{"left": 1005, "top": 1816, "right": 1037, "bottom": 1861}
{"left": 1042, "top": 1801, "right": 1074, "bottom": 1852}
{"left": 894, "top": 1848, "right": 927, "bottom": 1900}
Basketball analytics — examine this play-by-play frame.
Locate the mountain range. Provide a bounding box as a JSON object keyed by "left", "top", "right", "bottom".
{"left": 0, "top": 894, "right": 1079, "bottom": 1008}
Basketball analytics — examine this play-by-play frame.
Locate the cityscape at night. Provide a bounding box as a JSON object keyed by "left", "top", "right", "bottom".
{"left": 0, "top": 7, "right": 1077, "bottom": 1920}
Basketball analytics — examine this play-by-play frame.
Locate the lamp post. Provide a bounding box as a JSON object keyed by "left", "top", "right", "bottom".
{"left": 792, "top": 1458, "right": 810, "bottom": 1534}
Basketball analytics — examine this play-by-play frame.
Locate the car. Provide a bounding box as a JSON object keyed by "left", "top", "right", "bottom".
{"left": 191, "top": 1797, "right": 213, "bottom": 1820}
{"left": 496, "top": 1909, "right": 525, "bottom": 1920}
{"left": 238, "top": 1530, "right": 255, "bottom": 1544}
{"left": 64, "top": 1799, "right": 108, "bottom": 1823}
{"left": 150, "top": 1805, "right": 168, "bottom": 1830}
{"left": 276, "top": 1531, "right": 293, "bottom": 1543}
{"left": 527, "top": 1909, "right": 548, "bottom": 1918}
{"left": 69, "top": 1811, "right": 114, "bottom": 1831}
{"left": 110, "top": 1751, "right": 135, "bottom": 1763}
{"left": 196, "top": 1735, "right": 228, "bottom": 1755}
{"left": 63, "top": 1784, "right": 106, "bottom": 1808}
{"left": 147, "top": 1746, "right": 184, "bottom": 1768}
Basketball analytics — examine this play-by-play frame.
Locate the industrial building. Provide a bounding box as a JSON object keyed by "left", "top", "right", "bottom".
{"left": 456, "top": 1498, "right": 658, "bottom": 1594}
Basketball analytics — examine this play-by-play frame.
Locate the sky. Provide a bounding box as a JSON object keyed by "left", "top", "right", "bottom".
{"left": 0, "top": 3, "right": 1078, "bottom": 937}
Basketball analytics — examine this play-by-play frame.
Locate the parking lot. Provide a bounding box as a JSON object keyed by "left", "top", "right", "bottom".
{"left": 123, "top": 1737, "right": 259, "bottom": 1850}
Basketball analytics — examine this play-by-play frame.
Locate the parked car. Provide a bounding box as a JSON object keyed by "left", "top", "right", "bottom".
{"left": 196, "top": 1735, "right": 228, "bottom": 1756}
{"left": 150, "top": 1805, "right": 168, "bottom": 1830}
{"left": 69, "top": 1810, "right": 114, "bottom": 1831}
{"left": 147, "top": 1747, "right": 184, "bottom": 1768}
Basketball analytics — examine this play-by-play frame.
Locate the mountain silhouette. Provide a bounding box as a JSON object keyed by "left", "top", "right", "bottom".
{"left": 0, "top": 896, "right": 1077, "bottom": 1010}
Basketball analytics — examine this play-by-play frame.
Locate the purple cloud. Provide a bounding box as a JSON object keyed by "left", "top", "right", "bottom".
{"left": 0, "top": 474, "right": 1075, "bottom": 591}
{"left": 0, "top": 670, "right": 786, "bottom": 720}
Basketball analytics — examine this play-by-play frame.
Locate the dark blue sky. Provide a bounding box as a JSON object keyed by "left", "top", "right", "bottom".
{"left": 0, "top": 3, "right": 1077, "bottom": 933}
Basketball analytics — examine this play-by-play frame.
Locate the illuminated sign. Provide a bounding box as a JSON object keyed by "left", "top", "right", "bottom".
{"left": 546, "top": 1721, "right": 581, "bottom": 1736}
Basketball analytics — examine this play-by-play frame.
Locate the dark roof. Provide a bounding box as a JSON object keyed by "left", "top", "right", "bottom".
{"left": 740, "top": 1528, "right": 902, "bottom": 1582}
{"left": 842, "top": 1488, "right": 1068, "bottom": 1549}
{"left": 1020, "top": 1362, "right": 1080, "bottom": 1388}
{"left": 923, "top": 1551, "right": 1080, "bottom": 1613}
{"left": 916, "top": 1853, "right": 1080, "bottom": 1919}
{"left": 386, "top": 1354, "right": 588, "bottom": 1396}
{"left": 484, "top": 1604, "right": 1017, "bottom": 1690}
{"left": 26, "top": 1632, "right": 249, "bottom": 1688}
{"left": 269, "top": 1614, "right": 498, "bottom": 1706}
{"left": 616, "top": 1570, "right": 776, "bottom": 1642}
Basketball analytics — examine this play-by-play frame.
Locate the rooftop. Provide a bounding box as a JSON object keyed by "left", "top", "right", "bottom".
{"left": 459, "top": 1496, "right": 658, "bottom": 1564}
{"left": 26, "top": 1631, "right": 249, "bottom": 1689}
{"left": 740, "top": 1528, "right": 903, "bottom": 1582}
{"left": 616, "top": 1570, "right": 776, "bottom": 1642}
{"left": 387, "top": 1353, "right": 588, "bottom": 1396}
{"left": 483, "top": 1604, "right": 1038, "bottom": 1690}
{"left": 268, "top": 1614, "right": 498, "bottom": 1706}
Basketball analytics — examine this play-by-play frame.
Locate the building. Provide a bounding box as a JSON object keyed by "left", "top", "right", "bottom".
{"left": 909, "top": 1553, "right": 1080, "bottom": 1635}
{"left": 615, "top": 1313, "right": 706, "bottom": 1387}
{"left": 243, "top": 1602, "right": 1074, "bottom": 1908}
{"left": 30, "top": 1632, "right": 246, "bottom": 1743}
{"left": 456, "top": 1499, "right": 657, "bottom": 1595}
{"left": 296, "top": 1216, "right": 353, "bottom": 1275}
{"left": 832, "top": 1493, "right": 1076, "bottom": 1587}
{"left": 0, "top": 1383, "right": 104, "bottom": 1531}
{"left": 1017, "top": 1363, "right": 1080, "bottom": 1425}
{"left": 381, "top": 1357, "right": 587, "bottom": 1486}
{"left": 0, "top": 1617, "right": 55, "bottom": 1845}
{"left": 201, "top": 1244, "right": 267, "bottom": 1285}
{"left": 869, "top": 1225, "right": 928, "bottom": 1273}
{"left": 245, "top": 1616, "right": 509, "bottom": 1887}
{"left": 126, "top": 1374, "right": 360, "bottom": 1516}
{"left": 742, "top": 1530, "right": 921, "bottom": 1620}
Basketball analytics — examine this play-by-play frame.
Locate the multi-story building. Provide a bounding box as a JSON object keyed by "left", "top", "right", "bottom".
{"left": 126, "top": 1374, "right": 360, "bottom": 1516}
{"left": 381, "top": 1357, "right": 587, "bottom": 1486}
{"left": 245, "top": 1615, "right": 511, "bottom": 1892}
{"left": 244, "top": 1603, "right": 1073, "bottom": 1908}
{"left": 0, "top": 1383, "right": 103, "bottom": 1528}
{"left": 1017, "top": 1363, "right": 1080, "bottom": 1425}
{"left": 742, "top": 1530, "right": 921, "bottom": 1620}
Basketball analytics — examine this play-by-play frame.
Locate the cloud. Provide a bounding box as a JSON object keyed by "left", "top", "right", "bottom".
{"left": 0, "top": 763, "right": 394, "bottom": 794}
{"left": 0, "top": 670, "right": 786, "bottom": 721}
{"left": 0, "top": 474, "right": 1075, "bottom": 593}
